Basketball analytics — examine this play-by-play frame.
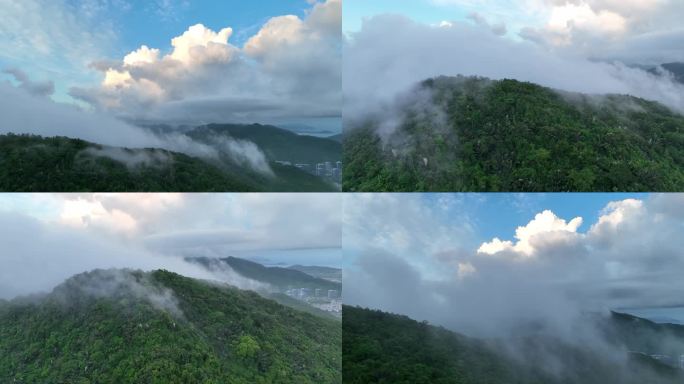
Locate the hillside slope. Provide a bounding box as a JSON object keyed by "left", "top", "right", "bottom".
{"left": 187, "top": 257, "right": 341, "bottom": 292}
{"left": 647, "top": 62, "right": 684, "bottom": 84}
{"left": 288, "top": 265, "right": 342, "bottom": 283}
{"left": 605, "top": 311, "right": 684, "bottom": 359}
{"left": 188, "top": 124, "right": 341, "bottom": 164}
{"left": 344, "top": 76, "right": 684, "bottom": 192}
{"left": 343, "top": 306, "right": 684, "bottom": 384}
{"left": 0, "top": 270, "right": 341, "bottom": 383}
{"left": 0, "top": 134, "right": 334, "bottom": 192}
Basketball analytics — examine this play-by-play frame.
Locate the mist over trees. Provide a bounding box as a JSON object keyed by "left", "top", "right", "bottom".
{"left": 0, "top": 134, "right": 335, "bottom": 192}
{"left": 344, "top": 76, "right": 684, "bottom": 192}
{"left": 343, "top": 306, "right": 684, "bottom": 384}
{"left": 0, "top": 269, "right": 342, "bottom": 383}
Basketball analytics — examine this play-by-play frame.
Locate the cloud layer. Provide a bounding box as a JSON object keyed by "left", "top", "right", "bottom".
{"left": 516, "top": 0, "right": 684, "bottom": 64}
{"left": 344, "top": 14, "right": 684, "bottom": 131}
{"left": 424, "top": 0, "right": 684, "bottom": 64}
{"left": 344, "top": 194, "right": 684, "bottom": 340}
{"left": 71, "top": 0, "right": 341, "bottom": 124}
{"left": 0, "top": 193, "right": 341, "bottom": 299}
{"left": 0, "top": 79, "right": 273, "bottom": 173}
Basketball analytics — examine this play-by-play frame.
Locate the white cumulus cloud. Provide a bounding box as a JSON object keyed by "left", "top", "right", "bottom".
{"left": 71, "top": 0, "right": 341, "bottom": 125}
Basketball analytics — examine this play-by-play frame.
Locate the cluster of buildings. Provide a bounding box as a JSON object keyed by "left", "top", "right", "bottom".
{"left": 310, "top": 300, "right": 342, "bottom": 314}
{"left": 285, "top": 287, "right": 339, "bottom": 300}
{"left": 650, "top": 354, "right": 684, "bottom": 369}
{"left": 276, "top": 161, "right": 343, "bottom": 184}
{"left": 630, "top": 351, "right": 684, "bottom": 369}
{"left": 284, "top": 287, "right": 342, "bottom": 315}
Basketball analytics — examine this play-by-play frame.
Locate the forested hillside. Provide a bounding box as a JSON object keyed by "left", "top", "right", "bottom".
{"left": 344, "top": 76, "right": 684, "bottom": 192}
{"left": 343, "top": 306, "right": 684, "bottom": 384}
{"left": 0, "top": 134, "right": 334, "bottom": 192}
{"left": 0, "top": 270, "right": 341, "bottom": 383}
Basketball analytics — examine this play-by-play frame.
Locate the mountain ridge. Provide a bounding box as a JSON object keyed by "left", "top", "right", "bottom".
{"left": 186, "top": 256, "right": 341, "bottom": 292}
{"left": 0, "top": 133, "right": 335, "bottom": 192}
{"left": 343, "top": 305, "right": 684, "bottom": 384}
{"left": 0, "top": 269, "right": 341, "bottom": 383}
{"left": 188, "top": 123, "right": 341, "bottom": 164}
{"left": 344, "top": 75, "right": 684, "bottom": 192}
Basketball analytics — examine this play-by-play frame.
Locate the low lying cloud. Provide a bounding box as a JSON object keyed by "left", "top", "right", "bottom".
{"left": 0, "top": 211, "right": 276, "bottom": 300}
{"left": 55, "top": 269, "right": 185, "bottom": 317}
{"left": 0, "top": 211, "right": 216, "bottom": 300}
{"left": 0, "top": 79, "right": 164, "bottom": 148}
{"left": 344, "top": 193, "right": 684, "bottom": 380}
{"left": 344, "top": 14, "right": 684, "bottom": 130}
{"left": 0, "top": 80, "right": 273, "bottom": 174}
{"left": 0, "top": 193, "right": 341, "bottom": 300}
{"left": 213, "top": 135, "right": 273, "bottom": 175}
{"left": 344, "top": 194, "right": 684, "bottom": 339}
{"left": 82, "top": 147, "right": 172, "bottom": 169}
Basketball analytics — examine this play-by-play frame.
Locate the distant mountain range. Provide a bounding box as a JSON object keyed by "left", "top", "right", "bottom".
{"left": 186, "top": 256, "right": 342, "bottom": 321}
{"left": 344, "top": 75, "right": 684, "bottom": 192}
{"left": 187, "top": 256, "right": 341, "bottom": 292}
{"left": 0, "top": 122, "right": 340, "bottom": 191}
{"left": 0, "top": 269, "right": 341, "bottom": 383}
{"left": 188, "top": 123, "right": 341, "bottom": 164}
{"left": 288, "top": 265, "right": 342, "bottom": 283}
{"left": 646, "top": 62, "right": 684, "bottom": 84}
{"left": 343, "top": 306, "right": 684, "bottom": 384}
{"left": 276, "top": 123, "right": 341, "bottom": 138}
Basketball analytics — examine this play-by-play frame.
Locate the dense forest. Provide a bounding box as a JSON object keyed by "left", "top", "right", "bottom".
{"left": 0, "top": 270, "right": 341, "bottom": 383}
{"left": 344, "top": 76, "right": 684, "bottom": 192}
{"left": 0, "top": 134, "right": 334, "bottom": 192}
{"left": 343, "top": 306, "right": 684, "bottom": 384}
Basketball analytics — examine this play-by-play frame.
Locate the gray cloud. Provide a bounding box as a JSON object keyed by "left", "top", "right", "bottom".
{"left": 70, "top": 0, "right": 341, "bottom": 125}
{"left": 344, "top": 194, "right": 684, "bottom": 341}
{"left": 82, "top": 147, "right": 171, "bottom": 169}
{"left": 467, "top": 12, "right": 506, "bottom": 36}
{"left": 55, "top": 269, "right": 185, "bottom": 317}
{"left": 0, "top": 211, "right": 217, "bottom": 300}
{"left": 0, "top": 81, "right": 273, "bottom": 174}
{"left": 3, "top": 68, "right": 54, "bottom": 96}
{"left": 0, "top": 193, "right": 341, "bottom": 300}
{"left": 517, "top": 0, "right": 684, "bottom": 64}
{"left": 343, "top": 14, "right": 684, "bottom": 132}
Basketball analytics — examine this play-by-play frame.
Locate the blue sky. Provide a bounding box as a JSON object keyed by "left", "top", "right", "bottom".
{"left": 0, "top": 0, "right": 321, "bottom": 104}
{"left": 343, "top": 0, "right": 543, "bottom": 36}
{"left": 343, "top": 193, "right": 649, "bottom": 272}
{"left": 0, "top": 193, "right": 343, "bottom": 298}
{"left": 0, "top": 193, "right": 342, "bottom": 264}
{"left": 344, "top": 0, "right": 465, "bottom": 32}
{"left": 344, "top": 193, "right": 684, "bottom": 335}
{"left": 412, "top": 193, "right": 646, "bottom": 245}
{"left": 461, "top": 193, "right": 647, "bottom": 242}
{"left": 0, "top": 0, "right": 342, "bottom": 130}
{"left": 98, "top": 0, "right": 316, "bottom": 57}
